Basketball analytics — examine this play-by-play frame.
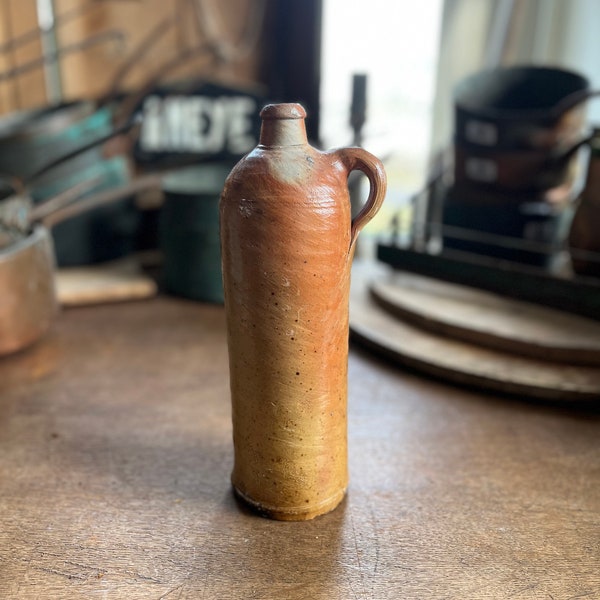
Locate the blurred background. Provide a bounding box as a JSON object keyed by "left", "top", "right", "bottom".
{"left": 0, "top": 0, "right": 599, "bottom": 306}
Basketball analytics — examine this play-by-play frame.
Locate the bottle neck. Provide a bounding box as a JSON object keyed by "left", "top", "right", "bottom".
{"left": 259, "top": 118, "right": 308, "bottom": 147}
{"left": 259, "top": 104, "right": 308, "bottom": 147}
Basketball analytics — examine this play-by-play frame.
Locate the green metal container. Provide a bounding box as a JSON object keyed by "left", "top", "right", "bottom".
{"left": 160, "top": 164, "right": 232, "bottom": 303}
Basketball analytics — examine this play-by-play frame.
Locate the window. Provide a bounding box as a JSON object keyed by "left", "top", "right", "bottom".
{"left": 320, "top": 0, "right": 444, "bottom": 250}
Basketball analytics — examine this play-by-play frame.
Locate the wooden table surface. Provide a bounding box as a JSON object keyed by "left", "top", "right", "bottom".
{"left": 0, "top": 293, "right": 599, "bottom": 599}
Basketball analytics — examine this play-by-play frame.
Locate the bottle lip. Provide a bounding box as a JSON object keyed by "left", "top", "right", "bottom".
{"left": 260, "top": 103, "right": 306, "bottom": 120}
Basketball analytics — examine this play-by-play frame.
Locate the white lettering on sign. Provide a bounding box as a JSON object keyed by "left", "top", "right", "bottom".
{"left": 140, "top": 95, "right": 257, "bottom": 155}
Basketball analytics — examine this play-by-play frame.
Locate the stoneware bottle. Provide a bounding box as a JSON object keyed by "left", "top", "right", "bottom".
{"left": 220, "top": 103, "right": 386, "bottom": 520}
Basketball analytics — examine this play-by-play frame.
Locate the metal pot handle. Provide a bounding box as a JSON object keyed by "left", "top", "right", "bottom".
{"left": 39, "top": 174, "right": 163, "bottom": 229}
{"left": 25, "top": 113, "right": 141, "bottom": 187}
{"left": 550, "top": 88, "right": 600, "bottom": 119}
{"left": 547, "top": 132, "right": 594, "bottom": 166}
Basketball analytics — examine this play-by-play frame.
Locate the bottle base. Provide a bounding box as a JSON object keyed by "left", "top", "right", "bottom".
{"left": 232, "top": 484, "right": 347, "bottom": 521}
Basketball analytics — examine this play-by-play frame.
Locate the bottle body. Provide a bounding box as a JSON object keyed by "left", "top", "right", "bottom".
{"left": 220, "top": 104, "right": 385, "bottom": 520}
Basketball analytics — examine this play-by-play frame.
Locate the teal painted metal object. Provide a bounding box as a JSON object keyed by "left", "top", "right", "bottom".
{"left": 34, "top": 154, "right": 133, "bottom": 266}
{"left": 0, "top": 102, "right": 108, "bottom": 179}
{"left": 0, "top": 103, "right": 135, "bottom": 266}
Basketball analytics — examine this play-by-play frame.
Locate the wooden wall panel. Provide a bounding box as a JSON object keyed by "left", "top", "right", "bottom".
{"left": 0, "top": 0, "right": 266, "bottom": 114}
{"left": 0, "top": 0, "right": 47, "bottom": 112}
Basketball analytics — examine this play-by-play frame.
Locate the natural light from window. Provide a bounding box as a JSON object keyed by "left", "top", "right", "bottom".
{"left": 321, "top": 0, "right": 443, "bottom": 233}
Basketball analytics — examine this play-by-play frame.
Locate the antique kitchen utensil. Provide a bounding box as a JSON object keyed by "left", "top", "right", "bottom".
{"left": 0, "top": 101, "right": 99, "bottom": 179}
{"left": 453, "top": 134, "right": 591, "bottom": 191}
{"left": 442, "top": 66, "right": 599, "bottom": 267}
{"left": 0, "top": 174, "right": 161, "bottom": 357}
{"left": 0, "top": 109, "right": 142, "bottom": 265}
{"left": 0, "top": 113, "right": 140, "bottom": 234}
{"left": 452, "top": 66, "right": 599, "bottom": 192}
{"left": 454, "top": 65, "right": 599, "bottom": 151}
{"left": 0, "top": 117, "right": 157, "bottom": 355}
{"left": 220, "top": 103, "right": 386, "bottom": 520}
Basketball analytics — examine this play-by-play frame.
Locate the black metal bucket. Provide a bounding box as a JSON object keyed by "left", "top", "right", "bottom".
{"left": 454, "top": 65, "right": 596, "bottom": 151}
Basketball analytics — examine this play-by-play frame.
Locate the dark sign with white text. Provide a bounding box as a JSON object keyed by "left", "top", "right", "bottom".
{"left": 134, "top": 81, "right": 267, "bottom": 167}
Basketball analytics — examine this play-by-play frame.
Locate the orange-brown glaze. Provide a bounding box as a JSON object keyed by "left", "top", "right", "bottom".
{"left": 220, "top": 103, "right": 386, "bottom": 520}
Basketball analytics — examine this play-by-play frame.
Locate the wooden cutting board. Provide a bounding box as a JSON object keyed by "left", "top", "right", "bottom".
{"left": 349, "top": 266, "right": 600, "bottom": 401}
{"left": 371, "top": 271, "right": 600, "bottom": 366}
{"left": 56, "top": 257, "right": 157, "bottom": 306}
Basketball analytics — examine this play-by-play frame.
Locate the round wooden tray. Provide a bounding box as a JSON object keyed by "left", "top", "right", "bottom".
{"left": 349, "top": 266, "right": 600, "bottom": 401}
{"left": 370, "top": 271, "right": 600, "bottom": 366}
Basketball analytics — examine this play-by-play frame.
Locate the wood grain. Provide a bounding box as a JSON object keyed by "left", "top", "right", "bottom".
{"left": 350, "top": 267, "right": 600, "bottom": 401}
{"left": 370, "top": 271, "right": 600, "bottom": 366}
{"left": 55, "top": 256, "right": 157, "bottom": 306}
{"left": 0, "top": 0, "right": 264, "bottom": 113}
{"left": 0, "top": 290, "right": 598, "bottom": 598}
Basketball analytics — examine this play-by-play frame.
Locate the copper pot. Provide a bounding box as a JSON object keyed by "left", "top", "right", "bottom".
{"left": 0, "top": 226, "right": 57, "bottom": 356}
{"left": 0, "top": 175, "right": 161, "bottom": 356}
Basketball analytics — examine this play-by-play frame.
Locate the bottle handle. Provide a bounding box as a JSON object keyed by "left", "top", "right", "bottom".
{"left": 336, "top": 147, "right": 387, "bottom": 253}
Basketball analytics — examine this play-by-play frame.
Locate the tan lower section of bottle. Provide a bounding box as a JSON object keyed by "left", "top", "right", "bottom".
{"left": 232, "top": 481, "right": 347, "bottom": 521}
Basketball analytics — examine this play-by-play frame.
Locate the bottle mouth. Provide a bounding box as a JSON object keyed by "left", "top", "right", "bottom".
{"left": 260, "top": 103, "right": 306, "bottom": 120}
